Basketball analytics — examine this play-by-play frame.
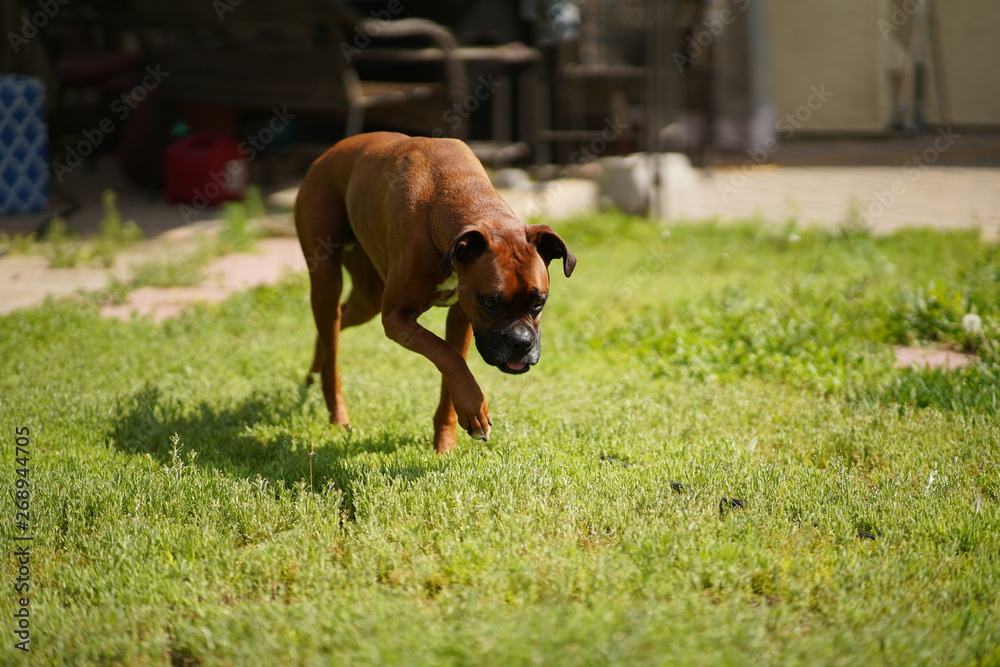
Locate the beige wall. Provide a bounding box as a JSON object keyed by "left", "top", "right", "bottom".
{"left": 933, "top": 1, "right": 1000, "bottom": 125}
{"left": 765, "top": 0, "right": 888, "bottom": 133}
{"left": 764, "top": 0, "right": 1000, "bottom": 133}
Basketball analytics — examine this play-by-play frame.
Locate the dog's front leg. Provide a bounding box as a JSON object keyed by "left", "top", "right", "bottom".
{"left": 432, "top": 303, "right": 476, "bottom": 452}
{"left": 382, "top": 306, "right": 491, "bottom": 443}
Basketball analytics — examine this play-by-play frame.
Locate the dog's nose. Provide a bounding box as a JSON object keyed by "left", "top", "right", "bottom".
{"left": 508, "top": 325, "right": 534, "bottom": 355}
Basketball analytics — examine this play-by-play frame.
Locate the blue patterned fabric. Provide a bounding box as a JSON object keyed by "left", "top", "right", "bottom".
{"left": 0, "top": 75, "right": 49, "bottom": 214}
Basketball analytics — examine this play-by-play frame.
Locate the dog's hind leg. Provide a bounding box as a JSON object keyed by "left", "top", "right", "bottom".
{"left": 305, "top": 246, "right": 378, "bottom": 384}
{"left": 296, "top": 188, "right": 351, "bottom": 427}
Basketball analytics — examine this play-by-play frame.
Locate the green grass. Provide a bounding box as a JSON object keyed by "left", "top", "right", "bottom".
{"left": 1, "top": 214, "right": 998, "bottom": 665}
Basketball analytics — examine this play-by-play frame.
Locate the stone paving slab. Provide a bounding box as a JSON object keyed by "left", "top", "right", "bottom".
{"left": 893, "top": 345, "right": 975, "bottom": 370}
{"left": 0, "top": 254, "right": 118, "bottom": 314}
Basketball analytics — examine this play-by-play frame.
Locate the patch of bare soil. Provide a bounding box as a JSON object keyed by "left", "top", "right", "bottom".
{"left": 893, "top": 345, "right": 976, "bottom": 370}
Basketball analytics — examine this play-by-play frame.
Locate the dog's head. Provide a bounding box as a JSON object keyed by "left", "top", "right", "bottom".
{"left": 439, "top": 224, "right": 575, "bottom": 374}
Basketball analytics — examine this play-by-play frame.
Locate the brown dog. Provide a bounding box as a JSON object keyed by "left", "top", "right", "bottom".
{"left": 295, "top": 132, "right": 575, "bottom": 452}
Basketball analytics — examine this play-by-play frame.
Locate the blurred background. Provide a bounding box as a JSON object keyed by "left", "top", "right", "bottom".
{"left": 2, "top": 0, "right": 999, "bottom": 242}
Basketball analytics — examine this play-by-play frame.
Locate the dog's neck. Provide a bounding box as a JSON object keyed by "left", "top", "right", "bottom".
{"left": 430, "top": 176, "right": 521, "bottom": 255}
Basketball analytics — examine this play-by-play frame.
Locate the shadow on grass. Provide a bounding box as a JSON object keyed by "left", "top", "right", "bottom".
{"left": 107, "top": 384, "right": 440, "bottom": 518}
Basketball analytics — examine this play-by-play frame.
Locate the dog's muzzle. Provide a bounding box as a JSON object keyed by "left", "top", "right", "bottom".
{"left": 475, "top": 323, "right": 540, "bottom": 374}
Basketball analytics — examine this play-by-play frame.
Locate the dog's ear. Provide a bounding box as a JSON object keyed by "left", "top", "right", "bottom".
{"left": 526, "top": 224, "right": 576, "bottom": 278}
{"left": 439, "top": 228, "right": 488, "bottom": 277}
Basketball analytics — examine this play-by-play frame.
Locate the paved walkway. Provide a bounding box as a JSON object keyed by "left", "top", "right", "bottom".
{"left": 698, "top": 166, "right": 1000, "bottom": 239}
{"left": 99, "top": 237, "right": 305, "bottom": 322}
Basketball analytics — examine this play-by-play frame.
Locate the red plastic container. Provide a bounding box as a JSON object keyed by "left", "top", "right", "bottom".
{"left": 164, "top": 132, "right": 247, "bottom": 206}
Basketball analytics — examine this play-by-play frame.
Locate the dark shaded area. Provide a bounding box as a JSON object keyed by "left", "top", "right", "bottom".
{"left": 107, "top": 383, "right": 441, "bottom": 518}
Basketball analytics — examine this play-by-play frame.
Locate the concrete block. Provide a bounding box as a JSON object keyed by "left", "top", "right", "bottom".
{"left": 490, "top": 168, "right": 533, "bottom": 191}
{"left": 598, "top": 153, "right": 705, "bottom": 221}
{"left": 498, "top": 178, "right": 597, "bottom": 221}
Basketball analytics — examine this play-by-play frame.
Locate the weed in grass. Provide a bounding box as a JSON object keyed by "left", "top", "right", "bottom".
{"left": 840, "top": 197, "right": 874, "bottom": 240}
{"left": 0, "top": 230, "right": 37, "bottom": 255}
{"left": 94, "top": 274, "right": 133, "bottom": 306}
{"left": 126, "top": 191, "right": 266, "bottom": 289}
{"left": 33, "top": 189, "right": 144, "bottom": 268}
{"left": 43, "top": 217, "right": 83, "bottom": 268}
{"left": 127, "top": 242, "right": 212, "bottom": 288}
{"left": 217, "top": 187, "right": 267, "bottom": 255}
{"left": 92, "top": 189, "right": 143, "bottom": 267}
{"left": 891, "top": 281, "right": 970, "bottom": 345}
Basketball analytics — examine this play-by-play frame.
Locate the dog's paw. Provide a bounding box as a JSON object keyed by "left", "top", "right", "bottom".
{"left": 328, "top": 408, "right": 351, "bottom": 428}
{"left": 465, "top": 423, "right": 490, "bottom": 441}
{"left": 434, "top": 427, "right": 457, "bottom": 454}
{"left": 456, "top": 399, "right": 491, "bottom": 442}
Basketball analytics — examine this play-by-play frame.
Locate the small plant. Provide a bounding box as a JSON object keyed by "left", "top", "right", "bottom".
{"left": 93, "top": 188, "right": 269, "bottom": 300}
{"left": 93, "top": 189, "right": 143, "bottom": 268}
{"left": 840, "top": 197, "right": 873, "bottom": 239}
{"left": 0, "top": 231, "right": 37, "bottom": 256}
{"left": 216, "top": 187, "right": 266, "bottom": 255}
{"left": 94, "top": 274, "right": 133, "bottom": 306}
{"left": 891, "top": 282, "right": 969, "bottom": 345}
{"left": 44, "top": 217, "right": 84, "bottom": 268}
{"left": 242, "top": 185, "right": 267, "bottom": 219}
{"left": 128, "top": 243, "right": 211, "bottom": 288}
{"left": 963, "top": 312, "right": 984, "bottom": 353}
{"left": 166, "top": 433, "right": 198, "bottom": 480}
{"left": 31, "top": 189, "right": 142, "bottom": 268}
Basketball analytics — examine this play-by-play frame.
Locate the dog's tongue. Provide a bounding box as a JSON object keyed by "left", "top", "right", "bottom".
{"left": 506, "top": 362, "right": 527, "bottom": 372}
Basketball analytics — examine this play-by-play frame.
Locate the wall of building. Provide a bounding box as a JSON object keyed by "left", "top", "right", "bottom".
{"left": 763, "top": 0, "right": 1000, "bottom": 133}
{"left": 932, "top": 1, "right": 1000, "bottom": 126}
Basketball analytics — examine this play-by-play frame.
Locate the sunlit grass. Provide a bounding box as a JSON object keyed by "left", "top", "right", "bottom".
{"left": 1, "top": 214, "right": 997, "bottom": 665}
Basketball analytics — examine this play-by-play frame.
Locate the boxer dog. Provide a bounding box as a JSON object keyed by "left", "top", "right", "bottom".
{"left": 295, "top": 132, "right": 575, "bottom": 452}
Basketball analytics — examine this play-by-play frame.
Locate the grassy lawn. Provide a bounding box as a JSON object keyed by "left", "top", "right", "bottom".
{"left": 1, "top": 213, "right": 998, "bottom": 665}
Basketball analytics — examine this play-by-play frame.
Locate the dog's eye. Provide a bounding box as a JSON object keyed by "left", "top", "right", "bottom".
{"left": 479, "top": 295, "right": 503, "bottom": 315}
{"left": 530, "top": 297, "right": 547, "bottom": 315}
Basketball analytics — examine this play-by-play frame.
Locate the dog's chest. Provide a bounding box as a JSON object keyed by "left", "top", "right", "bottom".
{"left": 431, "top": 273, "right": 460, "bottom": 307}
